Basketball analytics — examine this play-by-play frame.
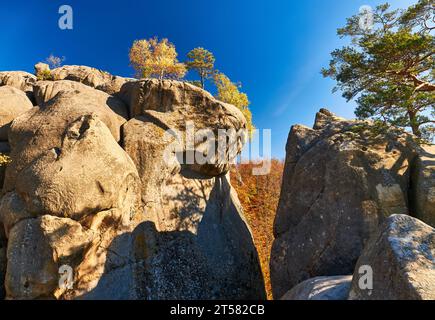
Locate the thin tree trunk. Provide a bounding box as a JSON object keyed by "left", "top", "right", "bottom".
{"left": 408, "top": 110, "right": 421, "bottom": 137}
{"left": 200, "top": 73, "right": 205, "bottom": 89}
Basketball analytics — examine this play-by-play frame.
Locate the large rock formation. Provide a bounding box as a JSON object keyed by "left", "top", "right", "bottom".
{"left": 119, "top": 79, "right": 263, "bottom": 299}
{"left": 412, "top": 145, "right": 435, "bottom": 227}
{"left": 270, "top": 109, "right": 434, "bottom": 299}
{"left": 2, "top": 114, "right": 142, "bottom": 299}
{"left": 0, "top": 71, "right": 36, "bottom": 96}
{"left": 50, "top": 65, "right": 132, "bottom": 95}
{"left": 0, "top": 65, "right": 265, "bottom": 300}
{"left": 349, "top": 214, "right": 435, "bottom": 300}
{"left": 0, "top": 86, "right": 33, "bottom": 141}
{"left": 120, "top": 79, "right": 247, "bottom": 177}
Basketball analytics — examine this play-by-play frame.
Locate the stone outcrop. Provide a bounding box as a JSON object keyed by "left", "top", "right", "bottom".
{"left": 120, "top": 79, "right": 247, "bottom": 177}
{"left": 281, "top": 275, "right": 352, "bottom": 300}
{"left": 270, "top": 109, "right": 434, "bottom": 299}
{"left": 50, "top": 65, "right": 131, "bottom": 95}
{"left": 412, "top": 145, "right": 435, "bottom": 227}
{"left": 0, "top": 86, "right": 33, "bottom": 141}
{"left": 129, "top": 173, "right": 265, "bottom": 299}
{"left": 2, "top": 114, "right": 142, "bottom": 299}
{"left": 349, "top": 214, "right": 435, "bottom": 300}
{"left": 3, "top": 88, "right": 128, "bottom": 193}
{"left": 0, "top": 65, "right": 264, "bottom": 300}
{"left": 0, "top": 71, "right": 36, "bottom": 96}
{"left": 33, "top": 80, "right": 128, "bottom": 120}
{"left": 119, "top": 79, "right": 264, "bottom": 299}
{"left": 34, "top": 63, "right": 50, "bottom": 76}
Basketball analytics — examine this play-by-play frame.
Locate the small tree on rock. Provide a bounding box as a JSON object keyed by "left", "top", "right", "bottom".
{"left": 214, "top": 72, "right": 255, "bottom": 138}
{"left": 45, "top": 54, "right": 65, "bottom": 69}
{"left": 322, "top": 1, "right": 434, "bottom": 140}
{"left": 186, "top": 47, "right": 216, "bottom": 89}
{"left": 129, "top": 37, "right": 187, "bottom": 80}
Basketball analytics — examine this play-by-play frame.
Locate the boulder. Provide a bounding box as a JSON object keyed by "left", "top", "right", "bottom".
{"left": 119, "top": 79, "right": 247, "bottom": 177}
{"left": 412, "top": 145, "right": 435, "bottom": 227}
{"left": 96, "top": 76, "right": 132, "bottom": 96}
{"left": 281, "top": 275, "right": 352, "bottom": 300}
{"left": 0, "top": 86, "right": 33, "bottom": 141}
{"left": 51, "top": 65, "right": 114, "bottom": 88}
{"left": 0, "top": 71, "right": 36, "bottom": 93}
{"left": 270, "top": 109, "right": 419, "bottom": 298}
{"left": 0, "top": 191, "right": 35, "bottom": 237}
{"left": 3, "top": 90, "right": 127, "bottom": 191}
{"left": 2, "top": 114, "right": 143, "bottom": 299}
{"left": 5, "top": 215, "right": 94, "bottom": 299}
{"left": 34, "top": 63, "right": 51, "bottom": 79}
{"left": 12, "top": 114, "right": 140, "bottom": 220}
{"left": 50, "top": 65, "right": 131, "bottom": 95}
{"left": 61, "top": 208, "right": 143, "bottom": 300}
{"left": 348, "top": 214, "right": 435, "bottom": 300}
{"left": 33, "top": 80, "right": 128, "bottom": 119}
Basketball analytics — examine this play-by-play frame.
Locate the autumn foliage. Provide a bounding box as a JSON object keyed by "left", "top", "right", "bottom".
{"left": 129, "top": 37, "right": 187, "bottom": 80}
{"left": 230, "top": 159, "right": 285, "bottom": 299}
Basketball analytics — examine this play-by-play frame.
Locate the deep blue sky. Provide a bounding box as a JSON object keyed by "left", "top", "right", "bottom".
{"left": 0, "top": 0, "right": 416, "bottom": 159}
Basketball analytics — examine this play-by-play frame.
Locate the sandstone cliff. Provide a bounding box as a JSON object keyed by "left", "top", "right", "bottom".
{"left": 272, "top": 109, "right": 435, "bottom": 300}
{"left": 0, "top": 64, "right": 265, "bottom": 300}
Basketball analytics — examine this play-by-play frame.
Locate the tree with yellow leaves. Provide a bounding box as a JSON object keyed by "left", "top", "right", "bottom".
{"left": 129, "top": 37, "right": 187, "bottom": 80}
{"left": 214, "top": 73, "right": 255, "bottom": 138}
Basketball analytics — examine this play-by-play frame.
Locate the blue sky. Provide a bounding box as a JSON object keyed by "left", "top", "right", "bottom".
{"left": 0, "top": 0, "right": 416, "bottom": 159}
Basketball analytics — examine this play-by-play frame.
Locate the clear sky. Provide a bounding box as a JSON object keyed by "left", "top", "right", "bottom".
{"left": 0, "top": 0, "right": 416, "bottom": 159}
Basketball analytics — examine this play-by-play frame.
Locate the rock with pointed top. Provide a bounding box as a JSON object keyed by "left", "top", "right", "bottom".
{"left": 270, "top": 109, "right": 420, "bottom": 299}
{"left": 349, "top": 214, "right": 435, "bottom": 300}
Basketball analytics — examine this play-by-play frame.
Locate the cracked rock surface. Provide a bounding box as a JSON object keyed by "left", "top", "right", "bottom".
{"left": 0, "top": 64, "right": 265, "bottom": 300}
{"left": 270, "top": 109, "right": 435, "bottom": 299}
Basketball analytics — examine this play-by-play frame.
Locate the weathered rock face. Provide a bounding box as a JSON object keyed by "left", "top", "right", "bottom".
{"left": 34, "top": 63, "right": 50, "bottom": 77}
{"left": 281, "top": 275, "right": 352, "bottom": 300}
{"left": 0, "top": 66, "right": 264, "bottom": 300}
{"left": 51, "top": 65, "right": 131, "bottom": 95}
{"left": 1, "top": 114, "right": 142, "bottom": 299}
{"left": 3, "top": 89, "right": 128, "bottom": 193}
{"left": 6, "top": 215, "right": 94, "bottom": 299}
{"left": 122, "top": 117, "right": 181, "bottom": 223}
{"left": 270, "top": 109, "right": 434, "bottom": 299}
{"left": 349, "top": 214, "right": 435, "bottom": 300}
{"left": 0, "top": 86, "right": 33, "bottom": 141}
{"left": 33, "top": 80, "right": 129, "bottom": 120}
{"left": 412, "top": 145, "right": 435, "bottom": 227}
{"left": 120, "top": 79, "right": 247, "bottom": 177}
{"left": 129, "top": 174, "right": 265, "bottom": 300}
{"left": 0, "top": 71, "right": 36, "bottom": 94}
{"left": 119, "top": 79, "right": 264, "bottom": 299}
